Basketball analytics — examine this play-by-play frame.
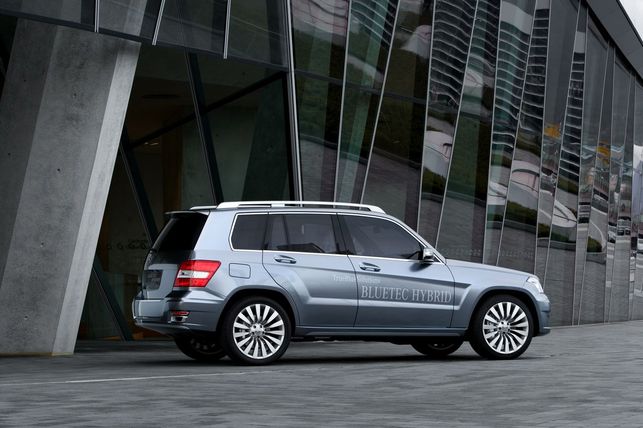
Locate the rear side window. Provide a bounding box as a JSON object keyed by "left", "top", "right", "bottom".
{"left": 266, "top": 214, "right": 339, "bottom": 254}
{"left": 154, "top": 214, "right": 207, "bottom": 252}
{"left": 231, "top": 214, "right": 268, "bottom": 250}
{"left": 341, "top": 215, "right": 422, "bottom": 259}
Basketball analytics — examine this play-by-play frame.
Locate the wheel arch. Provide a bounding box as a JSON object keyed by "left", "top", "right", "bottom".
{"left": 217, "top": 287, "right": 299, "bottom": 335}
{"left": 465, "top": 288, "right": 542, "bottom": 336}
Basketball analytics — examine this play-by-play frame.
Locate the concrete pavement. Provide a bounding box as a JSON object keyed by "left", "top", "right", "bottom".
{"left": 1, "top": 321, "right": 643, "bottom": 427}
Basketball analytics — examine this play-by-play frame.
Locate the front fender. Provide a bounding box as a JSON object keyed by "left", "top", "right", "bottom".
{"left": 451, "top": 285, "right": 550, "bottom": 335}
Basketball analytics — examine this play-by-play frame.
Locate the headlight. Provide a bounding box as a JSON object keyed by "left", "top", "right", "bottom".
{"left": 526, "top": 276, "right": 544, "bottom": 294}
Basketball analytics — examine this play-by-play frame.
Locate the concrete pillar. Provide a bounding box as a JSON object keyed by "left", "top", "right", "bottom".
{"left": 0, "top": 20, "right": 140, "bottom": 355}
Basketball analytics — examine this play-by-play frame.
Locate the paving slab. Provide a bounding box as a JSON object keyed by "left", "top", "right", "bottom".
{"left": 1, "top": 321, "right": 643, "bottom": 427}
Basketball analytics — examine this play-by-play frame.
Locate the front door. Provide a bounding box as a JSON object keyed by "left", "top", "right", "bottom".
{"left": 339, "top": 214, "right": 455, "bottom": 328}
{"left": 262, "top": 213, "right": 358, "bottom": 327}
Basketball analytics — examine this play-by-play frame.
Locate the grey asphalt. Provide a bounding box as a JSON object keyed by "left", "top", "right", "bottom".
{"left": 1, "top": 322, "right": 643, "bottom": 427}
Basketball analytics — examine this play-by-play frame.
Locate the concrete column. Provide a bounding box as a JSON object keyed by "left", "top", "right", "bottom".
{"left": 0, "top": 20, "right": 140, "bottom": 355}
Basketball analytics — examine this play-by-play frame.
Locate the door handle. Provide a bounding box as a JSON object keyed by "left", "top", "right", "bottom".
{"left": 359, "top": 262, "right": 380, "bottom": 272}
{"left": 274, "top": 255, "right": 297, "bottom": 264}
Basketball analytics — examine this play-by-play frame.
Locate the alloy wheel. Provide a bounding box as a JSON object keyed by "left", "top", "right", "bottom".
{"left": 482, "top": 301, "right": 529, "bottom": 355}
{"left": 232, "top": 303, "right": 286, "bottom": 360}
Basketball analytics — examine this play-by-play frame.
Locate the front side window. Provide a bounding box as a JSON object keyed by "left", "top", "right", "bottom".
{"left": 341, "top": 215, "right": 422, "bottom": 260}
{"left": 266, "top": 214, "right": 339, "bottom": 254}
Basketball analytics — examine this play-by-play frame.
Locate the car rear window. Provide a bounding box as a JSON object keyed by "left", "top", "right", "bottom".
{"left": 153, "top": 213, "right": 207, "bottom": 252}
{"left": 231, "top": 214, "right": 268, "bottom": 250}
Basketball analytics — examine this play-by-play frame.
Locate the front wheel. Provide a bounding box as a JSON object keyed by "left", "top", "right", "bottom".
{"left": 220, "top": 297, "right": 291, "bottom": 365}
{"left": 469, "top": 295, "right": 533, "bottom": 360}
{"left": 174, "top": 335, "right": 226, "bottom": 362}
{"left": 412, "top": 339, "right": 463, "bottom": 358}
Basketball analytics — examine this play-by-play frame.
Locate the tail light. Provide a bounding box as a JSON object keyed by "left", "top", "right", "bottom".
{"left": 174, "top": 260, "right": 221, "bottom": 287}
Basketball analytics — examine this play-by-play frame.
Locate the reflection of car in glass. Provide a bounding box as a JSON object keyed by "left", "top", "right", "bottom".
{"left": 608, "top": 225, "right": 617, "bottom": 243}
{"left": 133, "top": 201, "right": 550, "bottom": 365}
{"left": 617, "top": 219, "right": 631, "bottom": 236}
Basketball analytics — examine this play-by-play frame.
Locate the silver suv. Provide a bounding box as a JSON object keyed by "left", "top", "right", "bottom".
{"left": 133, "top": 201, "right": 550, "bottom": 365}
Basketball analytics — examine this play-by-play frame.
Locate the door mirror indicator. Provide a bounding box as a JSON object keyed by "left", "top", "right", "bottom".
{"left": 421, "top": 248, "right": 435, "bottom": 264}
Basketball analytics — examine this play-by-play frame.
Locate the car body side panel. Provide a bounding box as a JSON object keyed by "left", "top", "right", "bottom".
{"left": 262, "top": 250, "right": 358, "bottom": 326}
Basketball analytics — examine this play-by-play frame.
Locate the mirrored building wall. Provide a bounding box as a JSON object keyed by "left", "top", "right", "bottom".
{"left": 292, "top": 0, "right": 643, "bottom": 325}
{"left": 3, "top": 0, "right": 643, "bottom": 332}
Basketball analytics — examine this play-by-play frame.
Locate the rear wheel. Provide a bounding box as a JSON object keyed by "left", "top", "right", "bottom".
{"left": 174, "top": 335, "right": 226, "bottom": 362}
{"left": 412, "top": 339, "right": 463, "bottom": 358}
{"left": 220, "top": 297, "right": 291, "bottom": 365}
{"left": 469, "top": 294, "right": 533, "bottom": 360}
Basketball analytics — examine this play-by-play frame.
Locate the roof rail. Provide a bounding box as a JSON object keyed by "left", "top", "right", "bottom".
{"left": 191, "top": 201, "right": 386, "bottom": 213}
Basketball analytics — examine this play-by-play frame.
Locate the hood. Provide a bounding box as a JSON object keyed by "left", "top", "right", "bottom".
{"left": 446, "top": 258, "right": 532, "bottom": 281}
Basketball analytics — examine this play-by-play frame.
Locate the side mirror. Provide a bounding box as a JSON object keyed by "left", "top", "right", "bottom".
{"left": 421, "top": 248, "right": 435, "bottom": 264}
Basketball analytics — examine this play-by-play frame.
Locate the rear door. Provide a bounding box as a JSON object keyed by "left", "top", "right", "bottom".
{"left": 141, "top": 212, "right": 208, "bottom": 300}
{"left": 339, "top": 214, "right": 455, "bottom": 328}
{"left": 262, "top": 213, "right": 358, "bottom": 327}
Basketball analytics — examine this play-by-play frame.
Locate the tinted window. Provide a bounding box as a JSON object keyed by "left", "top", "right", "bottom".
{"left": 231, "top": 215, "right": 268, "bottom": 250}
{"left": 267, "top": 214, "right": 339, "bottom": 254}
{"left": 153, "top": 214, "right": 207, "bottom": 252}
{"left": 342, "top": 216, "right": 422, "bottom": 259}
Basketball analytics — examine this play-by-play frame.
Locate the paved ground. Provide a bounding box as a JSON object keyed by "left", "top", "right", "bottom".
{"left": 1, "top": 322, "right": 643, "bottom": 427}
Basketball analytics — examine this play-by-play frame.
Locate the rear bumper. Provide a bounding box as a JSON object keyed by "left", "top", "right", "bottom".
{"left": 133, "top": 290, "right": 225, "bottom": 337}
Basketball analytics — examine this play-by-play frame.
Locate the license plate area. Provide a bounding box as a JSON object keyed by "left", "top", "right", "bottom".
{"left": 135, "top": 299, "right": 165, "bottom": 318}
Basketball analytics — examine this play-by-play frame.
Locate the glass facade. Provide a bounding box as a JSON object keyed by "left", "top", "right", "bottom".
{"left": 2, "top": 0, "right": 643, "bottom": 336}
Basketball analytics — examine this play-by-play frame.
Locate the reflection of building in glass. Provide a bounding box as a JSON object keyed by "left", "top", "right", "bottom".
{"left": 419, "top": 0, "right": 477, "bottom": 244}
{"left": 496, "top": 0, "right": 549, "bottom": 273}
{"left": 484, "top": 0, "right": 535, "bottom": 264}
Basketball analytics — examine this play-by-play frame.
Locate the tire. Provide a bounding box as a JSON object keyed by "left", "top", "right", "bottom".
{"left": 412, "top": 339, "right": 463, "bottom": 358}
{"left": 469, "top": 294, "right": 534, "bottom": 360}
{"left": 174, "top": 335, "right": 226, "bottom": 362}
{"left": 220, "top": 296, "right": 291, "bottom": 365}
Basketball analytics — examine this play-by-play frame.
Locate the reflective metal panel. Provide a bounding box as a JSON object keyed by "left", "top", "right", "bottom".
{"left": 155, "top": 0, "right": 227, "bottom": 54}
{"left": 291, "top": 0, "right": 349, "bottom": 79}
{"left": 437, "top": 0, "right": 500, "bottom": 262}
{"left": 381, "top": 0, "right": 434, "bottom": 99}
{"left": 542, "top": 4, "right": 585, "bottom": 326}
{"left": 483, "top": 0, "right": 535, "bottom": 264}
{"left": 633, "top": 80, "right": 643, "bottom": 320}
{"left": 362, "top": 98, "right": 425, "bottom": 226}
{"left": 335, "top": 0, "right": 399, "bottom": 202}
{"left": 621, "top": 78, "right": 635, "bottom": 321}
{"left": 417, "top": 0, "right": 477, "bottom": 244}
{"left": 296, "top": 76, "right": 343, "bottom": 200}
{"left": 605, "top": 61, "right": 632, "bottom": 322}
{"left": 534, "top": 0, "right": 579, "bottom": 281}
{"left": 573, "top": 17, "right": 607, "bottom": 324}
{"left": 336, "top": 86, "right": 382, "bottom": 202}
{"left": 292, "top": 0, "right": 349, "bottom": 200}
{"left": 344, "top": 0, "right": 398, "bottom": 89}
{"left": 496, "top": 0, "right": 549, "bottom": 273}
{"left": 361, "top": 0, "right": 434, "bottom": 225}
{"left": 579, "top": 45, "right": 614, "bottom": 325}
